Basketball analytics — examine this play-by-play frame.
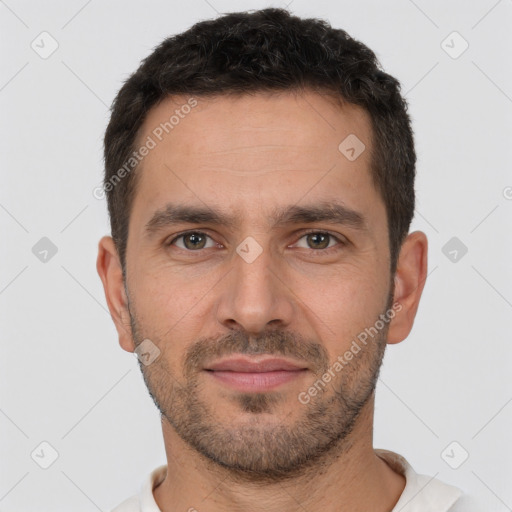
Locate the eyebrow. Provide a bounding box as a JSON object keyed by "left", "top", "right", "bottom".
{"left": 144, "top": 201, "right": 368, "bottom": 238}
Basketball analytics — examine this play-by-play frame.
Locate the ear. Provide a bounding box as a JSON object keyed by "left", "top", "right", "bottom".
{"left": 387, "top": 230, "right": 428, "bottom": 345}
{"left": 96, "top": 236, "right": 135, "bottom": 352}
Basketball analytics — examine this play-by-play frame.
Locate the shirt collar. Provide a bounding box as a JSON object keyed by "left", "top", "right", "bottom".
{"left": 375, "top": 449, "right": 462, "bottom": 511}
{"left": 137, "top": 450, "right": 463, "bottom": 512}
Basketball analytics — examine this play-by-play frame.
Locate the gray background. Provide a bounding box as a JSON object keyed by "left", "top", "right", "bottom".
{"left": 1, "top": 0, "right": 511, "bottom": 510}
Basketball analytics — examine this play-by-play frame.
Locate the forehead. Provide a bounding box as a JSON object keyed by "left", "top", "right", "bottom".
{"left": 129, "top": 90, "right": 382, "bottom": 232}
{"left": 138, "top": 91, "right": 371, "bottom": 164}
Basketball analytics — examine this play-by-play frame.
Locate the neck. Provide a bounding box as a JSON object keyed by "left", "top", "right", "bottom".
{"left": 153, "top": 398, "right": 406, "bottom": 512}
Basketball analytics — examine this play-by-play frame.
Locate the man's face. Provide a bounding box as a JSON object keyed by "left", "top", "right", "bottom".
{"left": 124, "top": 90, "right": 393, "bottom": 480}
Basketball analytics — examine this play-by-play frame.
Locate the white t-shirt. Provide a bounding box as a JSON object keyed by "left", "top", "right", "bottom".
{"left": 111, "top": 449, "right": 464, "bottom": 512}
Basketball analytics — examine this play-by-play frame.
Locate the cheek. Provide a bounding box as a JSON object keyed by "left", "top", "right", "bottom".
{"left": 303, "top": 266, "right": 388, "bottom": 351}
{"left": 133, "top": 266, "right": 201, "bottom": 308}
{"left": 128, "top": 270, "right": 204, "bottom": 344}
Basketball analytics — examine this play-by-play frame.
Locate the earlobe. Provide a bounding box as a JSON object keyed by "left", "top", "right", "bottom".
{"left": 96, "top": 236, "right": 135, "bottom": 353}
{"left": 386, "top": 231, "right": 428, "bottom": 345}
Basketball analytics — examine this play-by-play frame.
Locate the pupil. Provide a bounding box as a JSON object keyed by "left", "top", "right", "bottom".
{"left": 187, "top": 233, "right": 204, "bottom": 249}
{"left": 309, "top": 233, "right": 329, "bottom": 249}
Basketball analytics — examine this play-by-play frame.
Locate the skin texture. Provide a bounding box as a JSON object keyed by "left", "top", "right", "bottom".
{"left": 97, "top": 90, "right": 428, "bottom": 512}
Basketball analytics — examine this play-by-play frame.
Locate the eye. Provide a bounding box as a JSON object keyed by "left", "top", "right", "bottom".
{"left": 166, "top": 230, "right": 346, "bottom": 253}
{"left": 168, "top": 231, "right": 218, "bottom": 251}
{"left": 292, "top": 231, "right": 346, "bottom": 252}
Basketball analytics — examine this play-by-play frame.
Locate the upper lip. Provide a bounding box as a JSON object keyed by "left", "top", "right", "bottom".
{"left": 205, "top": 356, "right": 308, "bottom": 372}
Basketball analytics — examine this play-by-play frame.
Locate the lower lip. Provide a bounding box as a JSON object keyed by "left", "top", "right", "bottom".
{"left": 206, "top": 369, "right": 307, "bottom": 392}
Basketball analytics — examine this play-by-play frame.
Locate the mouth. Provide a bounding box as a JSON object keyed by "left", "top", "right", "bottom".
{"left": 204, "top": 356, "right": 309, "bottom": 392}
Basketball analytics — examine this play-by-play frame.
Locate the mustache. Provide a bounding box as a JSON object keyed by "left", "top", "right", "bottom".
{"left": 183, "top": 329, "right": 330, "bottom": 377}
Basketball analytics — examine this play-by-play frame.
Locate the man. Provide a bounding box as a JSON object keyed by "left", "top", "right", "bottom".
{"left": 97, "top": 8, "right": 464, "bottom": 511}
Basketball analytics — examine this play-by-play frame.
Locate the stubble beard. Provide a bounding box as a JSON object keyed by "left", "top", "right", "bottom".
{"left": 128, "top": 297, "right": 391, "bottom": 483}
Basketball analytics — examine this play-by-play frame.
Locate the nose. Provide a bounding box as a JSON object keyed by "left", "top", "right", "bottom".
{"left": 215, "top": 239, "right": 295, "bottom": 335}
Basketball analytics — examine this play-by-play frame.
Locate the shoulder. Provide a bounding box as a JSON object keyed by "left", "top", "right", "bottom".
{"left": 109, "top": 464, "right": 167, "bottom": 512}
{"left": 110, "top": 494, "right": 140, "bottom": 512}
{"left": 446, "top": 490, "right": 489, "bottom": 511}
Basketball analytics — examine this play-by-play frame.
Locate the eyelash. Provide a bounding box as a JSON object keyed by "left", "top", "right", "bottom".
{"left": 166, "top": 229, "right": 347, "bottom": 254}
